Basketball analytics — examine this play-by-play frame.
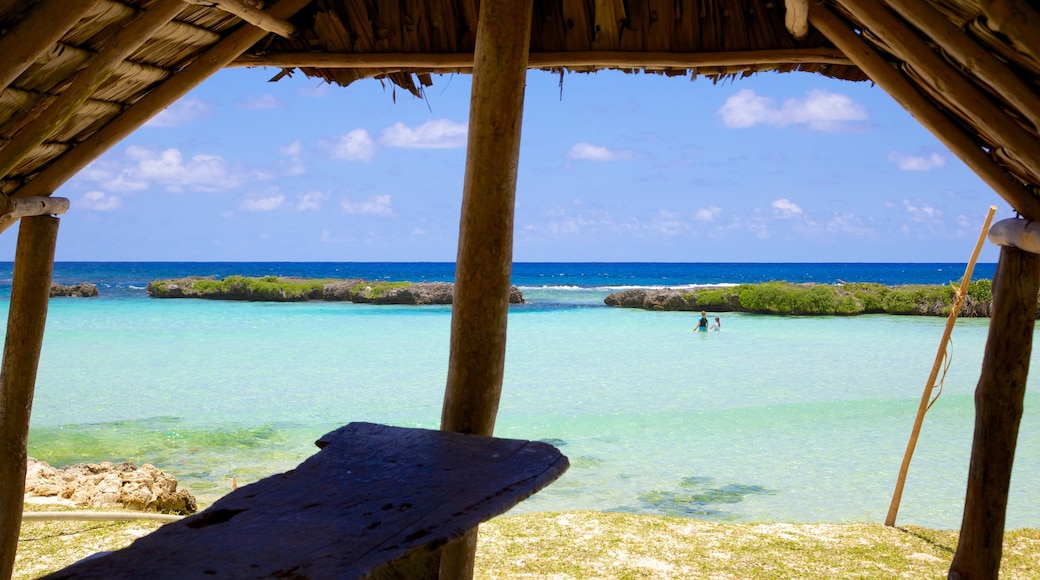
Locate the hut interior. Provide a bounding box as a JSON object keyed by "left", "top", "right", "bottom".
{"left": 2, "top": 0, "right": 1040, "bottom": 577}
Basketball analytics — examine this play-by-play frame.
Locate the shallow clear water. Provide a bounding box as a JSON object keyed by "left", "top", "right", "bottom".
{"left": 11, "top": 262, "right": 1038, "bottom": 529}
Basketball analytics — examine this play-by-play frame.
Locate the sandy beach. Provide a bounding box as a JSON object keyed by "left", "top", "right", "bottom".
{"left": 16, "top": 507, "right": 1040, "bottom": 579}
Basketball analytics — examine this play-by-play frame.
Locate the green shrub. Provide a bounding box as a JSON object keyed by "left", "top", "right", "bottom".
{"left": 353, "top": 281, "right": 411, "bottom": 298}
{"left": 967, "top": 279, "right": 992, "bottom": 303}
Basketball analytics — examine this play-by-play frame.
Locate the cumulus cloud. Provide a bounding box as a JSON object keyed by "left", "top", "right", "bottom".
{"left": 718, "top": 89, "right": 868, "bottom": 131}
{"left": 127, "top": 146, "right": 242, "bottom": 191}
{"left": 296, "top": 191, "right": 328, "bottom": 211}
{"left": 380, "top": 120, "right": 468, "bottom": 149}
{"left": 566, "top": 142, "right": 635, "bottom": 161}
{"left": 146, "top": 98, "right": 211, "bottom": 127}
{"left": 237, "top": 94, "right": 282, "bottom": 110}
{"left": 695, "top": 205, "right": 722, "bottom": 221}
{"left": 80, "top": 191, "right": 121, "bottom": 211}
{"left": 771, "top": 198, "right": 803, "bottom": 217}
{"left": 888, "top": 151, "right": 946, "bottom": 171}
{"left": 327, "top": 129, "right": 375, "bottom": 162}
{"left": 341, "top": 194, "right": 392, "bottom": 216}
{"left": 83, "top": 146, "right": 244, "bottom": 192}
{"left": 240, "top": 191, "right": 285, "bottom": 211}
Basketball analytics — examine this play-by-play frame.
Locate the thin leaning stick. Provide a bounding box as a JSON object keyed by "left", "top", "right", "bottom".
{"left": 884, "top": 205, "right": 997, "bottom": 527}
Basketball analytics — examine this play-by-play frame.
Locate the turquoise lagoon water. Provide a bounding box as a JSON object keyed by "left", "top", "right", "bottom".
{"left": 9, "top": 263, "right": 1040, "bottom": 529}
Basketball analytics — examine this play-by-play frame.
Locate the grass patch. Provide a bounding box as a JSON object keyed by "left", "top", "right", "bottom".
{"left": 17, "top": 509, "right": 1040, "bottom": 579}
{"left": 476, "top": 512, "right": 1040, "bottom": 579}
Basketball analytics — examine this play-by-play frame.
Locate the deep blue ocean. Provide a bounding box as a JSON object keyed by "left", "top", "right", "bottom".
{"left": 6, "top": 261, "right": 1038, "bottom": 530}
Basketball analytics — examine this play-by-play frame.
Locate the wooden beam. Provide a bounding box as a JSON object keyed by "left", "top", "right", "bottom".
{"left": 0, "top": 0, "right": 100, "bottom": 91}
{"left": 988, "top": 217, "right": 1040, "bottom": 254}
{"left": 808, "top": 4, "right": 1040, "bottom": 221}
{"left": 949, "top": 244, "right": 1040, "bottom": 579}
{"left": 440, "top": 1, "right": 534, "bottom": 578}
{"left": 0, "top": 196, "right": 70, "bottom": 236}
{"left": 11, "top": 0, "right": 314, "bottom": 200}
{"left": 882, "top": 0, "right": 1040, "bottom": 131}
{"left": 980, "top": 0, "right": 1040, "bottom": 64}
{"left": 838, "top": 0, "right": 1040, "bottom": 182}
{"left": 230, "top": 48, "right": 854, "bottom": 69}
{"left": 184, "top": 0, "right": 295, "bottom": 38}
{"left": 0, "top": 0, "right": 187, "bottom": 182}
{"left": 785, "top": 0, "right": 810, "bottom": 40}
{"left": 0, "top": 215, "right": 60, "bottom": 580}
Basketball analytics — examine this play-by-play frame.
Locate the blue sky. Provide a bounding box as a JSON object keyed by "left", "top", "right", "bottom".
{"left": 5, "top": 66, "right": 1011, "bottom": 262}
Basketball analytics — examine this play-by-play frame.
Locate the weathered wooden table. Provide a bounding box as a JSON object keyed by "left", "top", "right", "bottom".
{"left": 42, "top": 422, "right": 569, "bottom": 579}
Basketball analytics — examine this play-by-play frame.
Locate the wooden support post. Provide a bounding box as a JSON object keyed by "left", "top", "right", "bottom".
{"left": 948, "top": 244, "right": 1040, "bottom": 579}
{"left": 0, "top": 0, "right": 100, "bottom": 90}
{"left": 0, "top": 216, "right": 60, "bottom": 580}
{"left": 439, "top": 1, "right": 534, "bottom": 578}
{"left": 808, "top": 4, "right": 1040, "bottom": 220}
{"left": 10, "top": 0, "right": 314, "bottom": 201}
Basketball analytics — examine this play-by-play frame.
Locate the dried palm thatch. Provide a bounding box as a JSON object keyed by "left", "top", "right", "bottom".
{"left": 0, "top": 0, "right": 1037, "bottom": 215}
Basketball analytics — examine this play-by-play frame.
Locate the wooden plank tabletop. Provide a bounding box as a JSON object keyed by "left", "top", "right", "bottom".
{"left": 44, "top": 422, "right": 569, "bottom": 579}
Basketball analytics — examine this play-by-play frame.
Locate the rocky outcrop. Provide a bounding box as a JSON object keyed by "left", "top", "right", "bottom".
{"left": 24, "top": 457, "right": 197, "bottom": 514}
{"left": 50, "top": 283, "right": 98, "bottom": 297}
{"left": 148, "top": 276, "right": 525, "bottom": 305}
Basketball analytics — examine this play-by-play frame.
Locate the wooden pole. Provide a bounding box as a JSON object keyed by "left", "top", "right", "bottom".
{"left": 439, "top": 1, "right": 533, "bottom": 578}
{"left": 229, "top": 48, "right": 853, "bottom": 69}
{"left": 980, "top": 0, "right": 1040, "bottom": 64}
{"left": 949, "top": 243, "right": 1040, "bottom": 579}
{"left": 0, "top": 0, "right": 100, "bottom": 91}
{"left": 0, "top": 196, "right": 71, "bottom": 236}
{"left": 885, "top": 206, "right": 996, "bottom": 527}
{"left": 0, "top": 0, "right": 188, "bottom": 181}
{"left": 882, "top": 0, "right": 1040, "bottom": 131}
{"left": 10, "top": 0, "right": 314, "bottom": 200}
{"left": 837, "top": 0, "right": 1040, "bottom": 181}
{"left": 808, "top": 4, "right": 1040, "bottom": 221}
{"left": 0, "top": 216, "right": 60, "bottom": 580}
{"left": 183, "top": 0, "right": 295, "bottom": 38}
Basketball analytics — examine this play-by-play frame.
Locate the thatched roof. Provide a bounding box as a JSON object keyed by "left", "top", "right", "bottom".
{"left": 1, "top": 0, "right": 1039, "bottom": 217}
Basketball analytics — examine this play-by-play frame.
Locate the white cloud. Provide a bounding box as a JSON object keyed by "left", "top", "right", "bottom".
{"left": 652, "top": 210, "right": 686, "bottom": 235}
{"left": 280, "top": 140, "right": 305, "bottom": 175}
{"left": 826, "top": 212, "right": 872, "bottom": 235}
{"left": 566, "top": 142, "right": 635, "bottom": 161}
{"left": 237, "top": 94, "right": 282, "bottom": 110}
{"left": 695, "top": 205, "right": 722, "bottom": 221}
{"left": 718, "top": 89, "right": 868, "bottom": 131}
{"left": 380, "top": 120, "right": 468, "bottom": 149}
{"left": 85, "top": 146, "right": 243, "bottom": 192}
{"left": 146, "top": 98, "right": 211, "bottom": 127}
{"left": 888, "top": 151, "right": 946, "bottom": 171}
{"left": 296, "top": 191, "right": 328, "bottom": 211}
{"left": 328, "top": 129, "right": 375, "bottom": 162}
{"left": 240, "top": 192, "right": 285, "bottom": 211}
{"left": 771, "top": 198, "right": 803, "bottom": 217}
{"left": 133, "top": 147, "right": 241, "bottom": 192}
{"left": 341, "top": 194, "right": 392, "bottom": 216}
{"left": 80, "top": 191, "right": 121, "bottom": 211}
{"left": 903, "top": 198, "right": 941, "bottom": 221}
